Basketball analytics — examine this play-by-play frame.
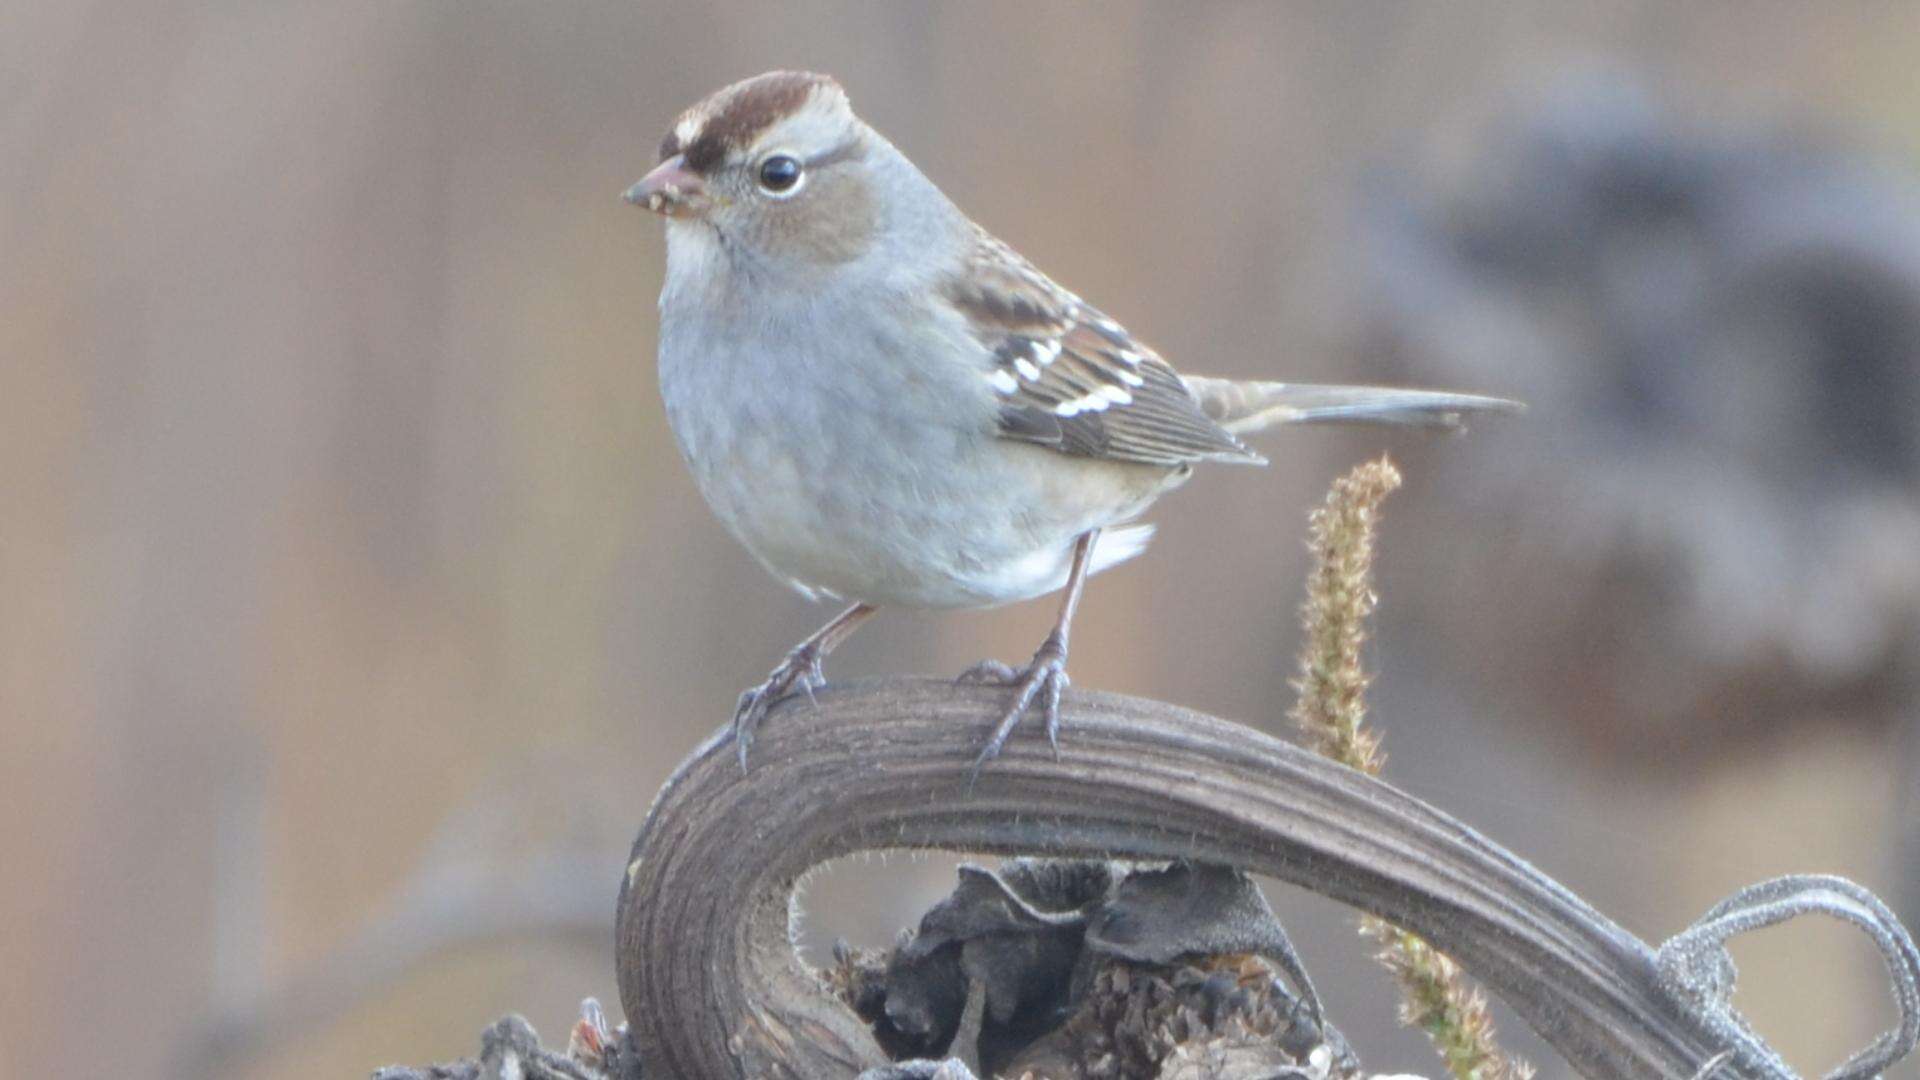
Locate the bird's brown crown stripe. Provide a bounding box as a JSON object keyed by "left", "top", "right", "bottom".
{"left": 661, "top": 71, "right": 840, "bottom": 174}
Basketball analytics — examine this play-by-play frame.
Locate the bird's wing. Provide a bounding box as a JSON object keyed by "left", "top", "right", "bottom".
{"left": 942, "top": 231, "right": 1262, "bottom": 469}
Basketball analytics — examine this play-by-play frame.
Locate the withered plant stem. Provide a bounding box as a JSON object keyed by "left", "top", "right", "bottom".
{"left": 1290, "top": 457, "right": 1533, "bottom": 1080}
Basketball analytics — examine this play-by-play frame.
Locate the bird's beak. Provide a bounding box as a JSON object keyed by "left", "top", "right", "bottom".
{"left": 624, "top": 154, "right": 709, "bottom": 217}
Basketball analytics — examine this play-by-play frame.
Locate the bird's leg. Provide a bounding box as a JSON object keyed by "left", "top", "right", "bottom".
{"left": 733, "top": 602, "right": 877, "bottom": 771}
{"left": 968, "top": 528, "right": 1100, "bottom": 778}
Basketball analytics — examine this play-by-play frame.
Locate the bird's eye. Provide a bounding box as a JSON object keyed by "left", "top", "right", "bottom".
{"left": 756, "top": 154, "right": 804, "bottom": 196}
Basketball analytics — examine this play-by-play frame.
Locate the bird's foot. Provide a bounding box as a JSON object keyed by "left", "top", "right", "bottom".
{"left": 955, "top": 658, "right": 1020, "bottom": 684}
{"left": 963, "top": 631, "right": 1070, "bottom": 784}
{"left": 731, "top": 642, "right": 828, "bottom": 772}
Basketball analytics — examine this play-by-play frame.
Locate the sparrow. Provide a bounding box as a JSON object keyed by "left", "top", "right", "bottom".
{"left": 625, "top": 71, "right": 1516, "bottom": 772}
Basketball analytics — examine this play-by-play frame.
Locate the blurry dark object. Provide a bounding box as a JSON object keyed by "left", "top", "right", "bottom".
{"left": 1353, "top": 76, "right": 1920, "bottom": 764}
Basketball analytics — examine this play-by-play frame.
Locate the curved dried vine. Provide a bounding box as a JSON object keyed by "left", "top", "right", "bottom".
{"left": 613, "top": 681, "right": 1756, "bottom": 1079}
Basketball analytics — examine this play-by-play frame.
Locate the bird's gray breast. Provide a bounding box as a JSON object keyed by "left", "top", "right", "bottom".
{"left": 656, "top": 280, "right": 1025, "bottom": 604}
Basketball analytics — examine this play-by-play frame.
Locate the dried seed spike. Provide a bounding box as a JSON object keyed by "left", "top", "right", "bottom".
{"left": 1290, "top": 458, "right": 1533, "bottom": 1080}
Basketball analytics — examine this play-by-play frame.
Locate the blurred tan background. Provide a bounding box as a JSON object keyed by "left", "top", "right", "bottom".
{"left": 5, "top": 3, "right": 1919, "bottom": 1078}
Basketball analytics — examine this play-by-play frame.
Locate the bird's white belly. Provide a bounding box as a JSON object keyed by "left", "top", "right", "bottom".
{"left": 689, "top": 424, "right": 1176, "bottom": 609}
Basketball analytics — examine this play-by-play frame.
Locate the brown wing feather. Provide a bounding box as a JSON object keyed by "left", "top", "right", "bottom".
{"left": 944, "top": 231, "right": 1261, "bottom": 468}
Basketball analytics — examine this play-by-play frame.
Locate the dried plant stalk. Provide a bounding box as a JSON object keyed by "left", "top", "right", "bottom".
{"left": 1290, "top": 457, "right": 1533, "bottom": 1080}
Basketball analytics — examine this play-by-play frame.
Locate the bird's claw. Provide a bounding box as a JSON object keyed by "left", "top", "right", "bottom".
{"left": 731, "top": 643, "right": 827, "bottom": 772}
{"left": 964, "top": 634, "right": 1070, "bottom": 786}
{"left": 955, "top": 658, "right": 1020, "bottom": 685}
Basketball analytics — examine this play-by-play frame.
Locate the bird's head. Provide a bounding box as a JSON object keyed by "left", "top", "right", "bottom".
{"left": 629, "top": 71, "right": 925, "bottom": 276}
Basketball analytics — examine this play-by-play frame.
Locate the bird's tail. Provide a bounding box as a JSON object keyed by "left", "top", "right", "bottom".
{"left": 1182, "top": 376, "right": 1524, "bottom": 437}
